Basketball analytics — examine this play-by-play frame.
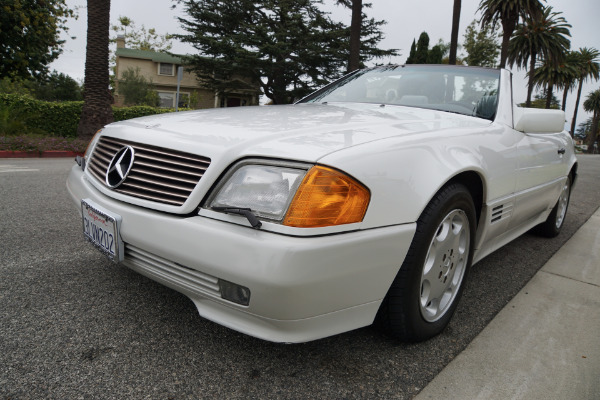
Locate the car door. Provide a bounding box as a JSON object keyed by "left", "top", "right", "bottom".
{"left": 511, "top": 130, "right": 570, "bottom": 228}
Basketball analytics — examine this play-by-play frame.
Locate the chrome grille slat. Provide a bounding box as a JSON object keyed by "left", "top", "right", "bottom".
{"left": 124, "top": 244, "right": 221, "bottom": 298}
{"left": 87, "top": 136, "right": 211, "bottom": 206}
{"left": 89, "top": 164, "right": 105, "bottom": 181}
{"left": 89, "top": 161, "right": 104, "bottom": 173}
{"left": 135, "top": 160, "right": 207, "bottom": 177}
{"left": 115, "top": 189, "right": 183, "bottom": 205}
{"left": 136, "top": 151, "right": 209, "bottom": 171}
{"left": 102, "top": 137, "right": 210, "bottom": 165}
{"left": 133, "top": 167, "right": 200, "bottom": 185}
{"left": 120, "top": 182, "right": 189, "bottom": 199}
{"left": 123, "top": 142, "right": 209, "bottom": 163}
{"left": 91, "top": 146, "right": 112, "bottom": 160}
{"left": 93, "top": 158, "right": 110, "bottom": 169}
{"left": 126, "top": 174, "right": 195, "bottom": 192}
{"left": 98, "top": 142, "right": 121, "bottom": 153}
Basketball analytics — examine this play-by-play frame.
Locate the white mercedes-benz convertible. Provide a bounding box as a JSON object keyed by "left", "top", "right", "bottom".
{"left": 67, "top": 65, "right": 577, "bottom": 343}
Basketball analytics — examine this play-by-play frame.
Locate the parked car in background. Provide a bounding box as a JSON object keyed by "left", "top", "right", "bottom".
{"left": 67, "top": 65, "right": 577, "bottom": 343}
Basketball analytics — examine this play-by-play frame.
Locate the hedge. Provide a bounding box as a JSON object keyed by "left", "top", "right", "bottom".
{"left": 0, "top": 93, "right": 186, "bottom": 137}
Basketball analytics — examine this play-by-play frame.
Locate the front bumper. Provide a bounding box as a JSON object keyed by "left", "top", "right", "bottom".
{"left": 67, "top": 165, "right": 416, "bottom": 342}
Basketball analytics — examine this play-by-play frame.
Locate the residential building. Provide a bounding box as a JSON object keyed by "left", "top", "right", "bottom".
{"left": 114, "top": 36, "right": 260, "bottom": 109}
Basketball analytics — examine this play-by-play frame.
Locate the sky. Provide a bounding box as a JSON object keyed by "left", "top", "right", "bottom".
{"left": 50, "top": 0, "right": 600, "bottom": 129}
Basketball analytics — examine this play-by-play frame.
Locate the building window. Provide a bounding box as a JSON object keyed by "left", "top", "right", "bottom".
{"left": 178, "top": 93, "right": 190, "bottom": 108}
{"left": 157, "top": 91, "right": 190, "bottom": 108}
{"left": 158, "top": 63, "right": 175, "bottom": 76}
{"left": 158, "top": 92, "right": 175, "bottom": 108}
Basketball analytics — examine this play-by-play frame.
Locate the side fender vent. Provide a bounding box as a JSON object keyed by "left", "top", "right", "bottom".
{"left": 491, "top": 202, "right": 513, "bottom": 224}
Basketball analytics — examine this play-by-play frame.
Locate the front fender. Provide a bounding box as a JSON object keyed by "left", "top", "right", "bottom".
{"left": 318, "top": 124, "right": 519, "bottom": 229}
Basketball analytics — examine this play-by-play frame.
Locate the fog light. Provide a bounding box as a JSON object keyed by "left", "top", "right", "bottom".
{"left": 218, "top": 279, "right": 251, "bottom": 306}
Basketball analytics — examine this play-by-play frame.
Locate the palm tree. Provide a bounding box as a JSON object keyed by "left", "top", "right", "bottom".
{"left": 478, "top": 0, "right": 544, "bottom": 68}
{"left": 583, "top": 88, "right": 600, "bottom": 154}
{"left": 560, "top": 51, "right": 580, "bottom": 112}
{"left": 449, "top": 0, "right": 461, "bottom": 65}
{"left": 507, "top": 6, "right": 571, "bottom": 107}
{"left": 554, "top": 62, "right": 577, "bottom": 110}
{"left": 569, "top": 48, "right": 600, "bottom": 136}
{"left": 532, "top": 60, "right": 575, "bottom": 109}
{"left": 77, "top": 0, "right": 113, "bottom": 141}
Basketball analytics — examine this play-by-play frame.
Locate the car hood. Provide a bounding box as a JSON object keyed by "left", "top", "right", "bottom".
{"left": 103, "top": 102, "right": 491, "bottom": 163}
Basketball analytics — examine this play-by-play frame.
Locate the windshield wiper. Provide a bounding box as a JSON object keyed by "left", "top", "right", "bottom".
{"left": 211, "top": 207, "right": 262, "bottom": 229}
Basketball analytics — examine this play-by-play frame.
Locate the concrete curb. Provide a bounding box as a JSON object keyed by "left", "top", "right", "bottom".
{"left": 0, "top": 150, "right": 83, "bottom": 158}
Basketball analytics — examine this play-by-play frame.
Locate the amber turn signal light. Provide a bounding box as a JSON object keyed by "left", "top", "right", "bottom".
{"left": 283, "top": 166, "right": 370, "bottom": 228}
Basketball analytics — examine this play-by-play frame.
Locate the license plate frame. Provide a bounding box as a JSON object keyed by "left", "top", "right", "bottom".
{"left": 81, "top": 199, "right": 124, "bottom": 262}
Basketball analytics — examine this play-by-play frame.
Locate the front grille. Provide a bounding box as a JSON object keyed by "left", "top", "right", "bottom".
{"left": 123, "top": 244, "right": 222, "bottom": 299}
{"left": 87, "top": 136, "right": 211, "bottom": 206}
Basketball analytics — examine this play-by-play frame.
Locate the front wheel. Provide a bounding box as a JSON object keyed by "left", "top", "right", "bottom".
{"left": 376, "top": 183, "right": 476, "bottom": 342}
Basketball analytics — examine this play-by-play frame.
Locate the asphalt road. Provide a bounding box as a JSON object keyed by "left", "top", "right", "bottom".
{"left": 1, "top": 156, "right": 599, "bottom": 399}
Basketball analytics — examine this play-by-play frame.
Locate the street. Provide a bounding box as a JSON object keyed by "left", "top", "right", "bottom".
{"left": 1, "top": 156, "right": 599, "bottom": 399}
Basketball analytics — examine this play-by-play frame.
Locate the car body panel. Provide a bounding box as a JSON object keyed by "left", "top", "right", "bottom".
{"left": 67, "top": 167, "right": 415, "bottom": 342}
{"left": 92, "top": 103, "right": 496, "bottom": 216}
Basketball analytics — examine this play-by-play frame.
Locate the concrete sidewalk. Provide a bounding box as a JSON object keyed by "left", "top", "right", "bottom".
{"left": 416, "top": 207, "right": 600, "bottom": 400}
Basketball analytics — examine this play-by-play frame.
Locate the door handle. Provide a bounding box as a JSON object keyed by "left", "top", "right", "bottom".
{"left": 557, "top": 148, "right": 566, "bottom": 155}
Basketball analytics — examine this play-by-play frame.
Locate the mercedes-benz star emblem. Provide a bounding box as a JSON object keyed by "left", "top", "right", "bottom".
{"left": 106, "top": 146, "right": 135, "bottom": 188}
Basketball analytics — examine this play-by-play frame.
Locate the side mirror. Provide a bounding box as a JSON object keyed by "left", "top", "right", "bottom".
{"left": 514, "top": 107, "right": 565, "bottom": 134}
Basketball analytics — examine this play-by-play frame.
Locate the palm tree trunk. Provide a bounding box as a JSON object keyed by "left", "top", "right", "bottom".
{"left": 562, "top": 88, "right": 568, "bottom": 112}
{"left": 347, "top": 0, "right": 362, "bottom": 72}
{"left": 77, "top": 0, "right": 113, "bottom": 141}
{"left": 448, "top": 0, "right": 461, "bottom": 65}
{"left": 545, "top": 82, "right": 554, "bottom": 109}
{"left": 570, "top": 79, "right": 583, "bottom": 135}
{"left": 526, "top": 53, "right": 536, "bottom": 107}
{"left": 585, "top": 111, "right": 599, "bottom": 154}
{"left": 499, "top": 16, "right": 517, "bottom": 69}
{"left": 499, "top": 29, "right": 511, "bottom": 68}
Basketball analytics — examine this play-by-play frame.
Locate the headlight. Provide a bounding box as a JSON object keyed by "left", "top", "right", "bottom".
{"left": 209, "top": 162, "right": 307, "bottom": 221}
{"left": 207, "top": 161, "right": 370, "bottom": 228}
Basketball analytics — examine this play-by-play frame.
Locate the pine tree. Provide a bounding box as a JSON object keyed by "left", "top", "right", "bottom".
{"left": 463, "top": 20, "right": 499, "bottom": 67}
{"left": 406, "top": 32, "right": 443, "bottom": 64}
{"left": 175, "top": 0, "right": 396, "bottom": 104}
{"left": 427, "top": 45, "right": 443, "bottom": 64}
{"left": 406, "top": 39, "right": 417, "bottom": 64}
{"left": 414, "top": 32, "right": 430, "bottom": 64}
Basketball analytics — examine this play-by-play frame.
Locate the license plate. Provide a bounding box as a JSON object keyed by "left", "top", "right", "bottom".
{"left": 81, "top": 199, "right": 123, "bottom": 262}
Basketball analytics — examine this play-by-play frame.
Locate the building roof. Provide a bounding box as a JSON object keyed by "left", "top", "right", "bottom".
{"left": 115, "top": 48, "right": 183, "bottom": 64}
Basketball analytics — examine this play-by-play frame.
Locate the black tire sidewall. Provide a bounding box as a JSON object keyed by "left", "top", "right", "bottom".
{"left": 391, "top": 183, "right": 476, "bottom": 341}
{"left": 535, "top": 176, "right": 571, "bottom": 238}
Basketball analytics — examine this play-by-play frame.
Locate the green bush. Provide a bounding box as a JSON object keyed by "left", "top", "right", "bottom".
{"left": 117, "top": 67, "right": 159, "bottom": 107}
{"left": 112, "top": 105, "right": 176, "bottom": 121}
{"left": 0, "top": 102, "right": 41, "bottom": 136}
{"left": 0, "top": 93, "right": 187, "bottom": 137}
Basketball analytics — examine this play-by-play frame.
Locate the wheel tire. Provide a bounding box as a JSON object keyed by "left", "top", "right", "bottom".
{"left": 376, "top": 183, "right": 476, "bottom": 342}
{"left": 534, "top": 175, "right": 571, "bottom": 238}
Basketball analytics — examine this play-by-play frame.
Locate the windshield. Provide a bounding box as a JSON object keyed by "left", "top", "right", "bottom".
{"left": 300, "top": 65, "right": 501, "bottom": 121}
